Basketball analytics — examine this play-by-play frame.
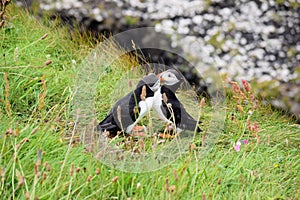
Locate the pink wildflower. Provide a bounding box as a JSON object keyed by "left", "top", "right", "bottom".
{"left": 232, "top": 82, "right": 242, "bottom": 94}
{"left": 242, "top": 139, "right": 249, "bottom": 144}
{"left": 233, "top": 140, "right": 241, "bottom": 152}
{"left": 241, "top": 79, "right": 252, "bottom": 92}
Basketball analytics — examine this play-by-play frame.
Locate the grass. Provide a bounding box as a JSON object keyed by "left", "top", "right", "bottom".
{"left": 1, "top": 5, "right": 299, "bottom": 199}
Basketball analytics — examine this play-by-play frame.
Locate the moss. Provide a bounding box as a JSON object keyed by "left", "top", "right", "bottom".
{"left": 251, "top": 79, "right": 281, "bottom": 98}
{"left": 125, "top": 15, "right": 140, "bottom": 26}
{"left": 207, "top": 31, "right": 225, "bottom": 49}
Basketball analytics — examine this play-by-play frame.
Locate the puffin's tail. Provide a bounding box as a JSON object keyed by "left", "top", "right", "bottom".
{"left": 179, "top": 112, "right": 202, "bottom": 132}
{"left": 96, "top": 114, "right": 118, "bottom": 132}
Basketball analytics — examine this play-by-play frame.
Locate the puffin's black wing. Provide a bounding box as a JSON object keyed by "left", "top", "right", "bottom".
{"left": 97, "top": 74, "right": 158, "bottom": 136}
{"left": 96, "top": 92, "right": 134, "bottom": 135}
{"left": 161, "top": 86, "right": 201, "bottom": 132}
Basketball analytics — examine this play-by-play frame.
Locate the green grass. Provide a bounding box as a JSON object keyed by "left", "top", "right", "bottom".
{"left": 1, "top": 5, "right": 299, "bottom": 200}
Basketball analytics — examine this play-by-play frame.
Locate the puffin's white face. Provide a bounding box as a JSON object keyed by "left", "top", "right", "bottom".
{"left": 160, "top": 71, "right": 181, "bottom": 86}
{"left": 149, "top": 80, "right": 160, "bottom": 92}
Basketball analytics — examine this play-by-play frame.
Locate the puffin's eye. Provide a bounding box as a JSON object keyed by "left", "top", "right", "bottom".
{"left": 168, "top": 73, "right": 171, "bottom": 77}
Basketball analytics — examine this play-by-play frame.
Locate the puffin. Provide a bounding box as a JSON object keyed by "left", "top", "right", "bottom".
{"left": 96, "top": 73, "right": 160, "bottom": 137}
{"left": 153, "top": 69, "right": 201, "bottom": 133}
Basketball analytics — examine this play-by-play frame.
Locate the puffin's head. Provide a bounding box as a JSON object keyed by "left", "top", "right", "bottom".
{"left": 159, "top": 69, "right": 183, "bottom": 91}
{"left": 139, "top": 73, "right": 160, "bottom": 92}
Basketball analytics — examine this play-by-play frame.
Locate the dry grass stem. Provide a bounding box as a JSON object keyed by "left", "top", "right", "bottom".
{"left": 140, "top": 85, "right": 146, "bottom": 101}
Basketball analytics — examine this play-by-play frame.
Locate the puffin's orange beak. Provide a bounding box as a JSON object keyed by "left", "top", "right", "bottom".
{"left": 158, "top": 73, "right": 165, "bottom": 84}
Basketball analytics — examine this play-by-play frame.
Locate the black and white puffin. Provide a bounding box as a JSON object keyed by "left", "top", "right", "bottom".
{"left": 153, "top": 69, "right": 201, "bottom": 133}
{"left": 96, "top": 73, "right": 160, "bottom": 137}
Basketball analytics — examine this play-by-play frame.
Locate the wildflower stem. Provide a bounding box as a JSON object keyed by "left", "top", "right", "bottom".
{"left": 49, "top": 109, "right": 79, "bottom": 199}
{"left": 30, "top": 149, "right": 42, "bottom": 200}
{"left": 73, "top": 175, "right": 97, "bottom": 199}
{"left": 4, "top": 73, "right": 11, "bottom": 120}
{"left": 66, "top": 176, "right": 74, "bottom": 200}
{"left": 17, "top": 160, "right": 29, "bottom": 192}
{"left": 11, "top": 137, "right": 17, "bottom": 200}
{"left": 190, "top": 150, "right": 199, "bottom": 197}
{"left": 81, "top": 181, "right": 113, "bottom": 200}
{"left": 0, "top": 134, "right": 7, "bottom": 178}
{"left": 19, "top": 34, "right": 48, "bottom": 51}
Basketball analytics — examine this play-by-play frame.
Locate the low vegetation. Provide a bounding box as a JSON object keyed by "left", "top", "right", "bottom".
{"left": 0, "top": 5, "right": 299, "bottom": 199}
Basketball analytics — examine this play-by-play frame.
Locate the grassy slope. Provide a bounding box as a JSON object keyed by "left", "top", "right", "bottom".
{"left": 0, "top": 5, "right": 299, "bottom": 200}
